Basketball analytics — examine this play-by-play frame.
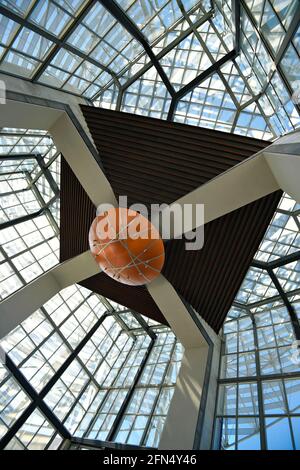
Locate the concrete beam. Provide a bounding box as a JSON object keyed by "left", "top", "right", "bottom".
{"left": 154, "top": 129, "right": 300, "bottom": 239}
{"left": 147, "top": 275, "right": 219, "bottom": 449}
{"left": 0, "top": 72, "right": 117, "bottom": 208}
{"left": 154, "top": 153, "right": 279, "bottom": 239}
{"left": 0, "top": 71, "right": 92, "bottom": 139}
{"left": 147, "top": 274, "right": 207, "bottom": 348}
{"left": 0, "top": 251, "right": 100, "bottom": 339}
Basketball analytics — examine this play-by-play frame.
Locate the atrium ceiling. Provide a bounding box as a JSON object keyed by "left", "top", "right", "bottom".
{"left": 0, "top": 0, "right": 299, "bottom": 141}
{"left": 0, "top": 0, "right": 300, "bottom": 452}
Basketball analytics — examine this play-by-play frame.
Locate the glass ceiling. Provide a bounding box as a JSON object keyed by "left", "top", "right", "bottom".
{"left": 0, "top": 0, "right": 299, "bottom": 139}
{"left": 0, "top": 283, "right": 183, "bottom": 449}
{"left": 0, "top": 132, "right": 60, "bottom": 300}
{"left": 0, "top": 0, "right": 300, "bottom": 451}
{"left": 215, "top": 192, "right": 300, "bottom": 450}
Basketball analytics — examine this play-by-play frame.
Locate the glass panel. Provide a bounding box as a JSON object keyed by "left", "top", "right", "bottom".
{"left": 265, "top": 417, "right": 293, "bottom": 450}
{"left": 220, "top": 418, "right": 236, "bottom": 450}
{"left": 238, "top": 383, "right": 258, "bottom": 415}
{"left": 0, "top": 373, "right": 31, "bottom": 429}
{"left": 262, "top": 380, "right": 286, "bottom": 414}
{"left": 237, "top": 417, "right": 260, "bottom": 450}
{"left": 285, "top": 378, "right": 300, "bottom": 413}
{"left": 4, "top": 409, "right": 60, "bottom": 450}
{"left": 216, "top": 189, "right": 300, "bottom": 449}
{"left": 29, "top": 1, "right": 73, "bottom": 36}
{"left": 159, "top": 31, "right": 213, "bottom": 91}
{"left": 121, "top": 66, "right": 171, "bottom": 119}
{"left": 174, "top": 73, "right": 237, "bottom": 133}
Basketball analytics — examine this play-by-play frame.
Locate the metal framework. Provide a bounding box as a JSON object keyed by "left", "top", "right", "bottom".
{"left": 0, "top": 297, "right": 182, "bottom": 450}
{"left": 0, "top": 2, "right": 119, "bottom": 100}
{"left": 214, "top": 192, "right": 300, "bottom": 450}
{"left": 0, "top": 143, "right": 60, "bottom": 301}
{"left": 0, "top": 153, "right": 59, "bottom": 231}
{"left": 0, "top": 1, "right": 299, "bottom": 138}
{"left": 0, "top": 0, "right": 300, "bottom": 452}
{"left": 240, "top": 0, "right": 300, "bottom": 116}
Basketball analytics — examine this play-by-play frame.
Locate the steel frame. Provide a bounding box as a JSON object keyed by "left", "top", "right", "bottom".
{"left": 0, "top": 0, "right": 298, "bottom": 137}
{"left": 213, "top": 248, "right": 300, "bottom": 450}
{"left": 0, "top": 152, "right": 60, "bottom": 231}
{"left": 0, "top": 301, "right": 178, "bottom": 450}
{"left": 0, "top": 4, "right": 119, "bottom": 81}
{"left": 240, "top": 0, "right": 300, "bottom": 116}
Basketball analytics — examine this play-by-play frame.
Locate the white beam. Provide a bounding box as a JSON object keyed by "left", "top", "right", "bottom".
{"left": 154, "top": 129, "right": 300, "bottom": 239}
{"left": 0, "top": 98, "right": 62, "bottom": 130}
{"left": 147, "top": 274, "right": 206, "bottom": 348}
{"left": 0, "top": 98, "right": 117, "bottom": 208}
{"left": 265, "top": 152, "right": 300, "bottom": 203}
{"left": 263, "top": 130, "right": 300, "bottom": 203}
{"left": 153, "top": 153, "right": 279, "bottom": 239}
{"left": 147, "top": 275, "right": 218, "bottom": 449}
{"left": 0, "top": 251, "right": 100, "bottom": 339}
{"left": 50, "top": 112, "right": 117, "bottom": 207}
{"left": 0, "top": 71, "right": 92, "bottom": 138}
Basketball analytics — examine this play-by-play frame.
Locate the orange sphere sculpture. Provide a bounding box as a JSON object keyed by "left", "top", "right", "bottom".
{"left": 89, "top": 207, "right": 165, "bottom": 286}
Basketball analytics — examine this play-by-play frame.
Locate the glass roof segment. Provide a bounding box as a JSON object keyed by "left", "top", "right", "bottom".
{"left": 97, "top": 0, "right": 300, "bottom": 139}
{"left": 0, "top": 1, "right": 119, "bottom": 95}
{"left": 0, "top": 1, "right": 213, "bottom": 99}
{"left": 159, "top": 30, "right": 213, "bottom": 91}
{"left": 255, "top": 193, "right": 300, "bottom": 263}
{"left": 0, "top": 284, "right": 183, "bottom": 449}
{"left": 121, "top": 65, "right": 172, "bottom": 119}
{"left": 215, "top": 191, "right": 300, "bottom": 449}
{"left": 115, "top": 0, "right": 212, "bottom": 42}
{"left": 5, "top": 409, "right": 63, "bottom": 450}
{"left": 0, "top": 365, "right": 33, "bottom": 442}
{"left": 0, "top": 127, "right": 51, "bottom": 155}
{"left": 0, "top": 214, "right": 60, "bottom": 299}
{"left": 0, "top": 129, "right": 60, "bottom": 300}
{"left": 0, "top": 0, "right": 299, "bottom": 138}
{"left": 174, "top": 73, "right": 237, "bottom": 132}
{"left": 93, "top": 82, "right": 119, "bottom": 109}
{"left": 281, "top": 26, "right": 300, "bottom": 96}
{"left": 235, "top": 267, "right": 279, "bottom": 305}
{"left": 28, "top": 0, "right": 86, "bottom": 36}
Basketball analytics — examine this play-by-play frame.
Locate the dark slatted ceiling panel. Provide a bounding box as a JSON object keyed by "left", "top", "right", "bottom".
{"left": 80, "top": 106, "right": 268, "bottom": 209}
{"left": 60, "top": 157, "right": 94, "bottom": 260}
{"left": 60, "top": 157, "right": 167, "bottom": 325}
{"left": 163, "top": 191, "right": 282, "bottom": 332}
{"left": 60, "top": 107, "right": 281, "bottom": 332}
{"left": 80, "top": 273, "right": 168, "bottom": 325}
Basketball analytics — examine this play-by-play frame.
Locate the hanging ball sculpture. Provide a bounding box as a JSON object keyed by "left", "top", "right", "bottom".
{"left": 89, "top": 207, "right": 165, "bottom": 286}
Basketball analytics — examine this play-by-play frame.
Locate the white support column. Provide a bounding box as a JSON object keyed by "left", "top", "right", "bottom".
{"left": 159, "top": 346, "right": 209, "bottom": 449}
{"left": 0, "top": 251, "right": 100, "bottom": 339}
{"left": 147, "top": 275, "right": 220, "bottom": 449}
